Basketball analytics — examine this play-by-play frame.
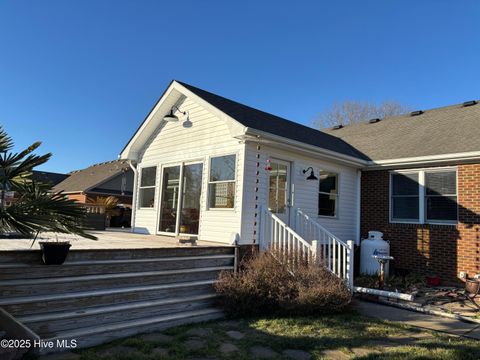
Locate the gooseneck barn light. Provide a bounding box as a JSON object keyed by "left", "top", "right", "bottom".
{"left": 163, "top": 105, "right": 189, "bottom": 123}
{"left": 302, "top": 167, "right": 318, "bottom": 180}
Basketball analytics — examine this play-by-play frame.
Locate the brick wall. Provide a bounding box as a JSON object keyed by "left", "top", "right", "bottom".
{"left": 361, "top": 164, "right": 480, "bottom": 282}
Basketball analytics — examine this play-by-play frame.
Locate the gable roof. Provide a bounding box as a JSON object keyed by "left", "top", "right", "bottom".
{"left": 323, "top": 101, "right": 480, "bottom": 161}
{"left": 176, "top": 81, "right": 368, "bottom": 161}
{"left": 53, "top": 160, "right": 130, "bottom": 193}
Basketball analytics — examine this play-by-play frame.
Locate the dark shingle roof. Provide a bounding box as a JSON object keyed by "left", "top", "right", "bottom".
{"left": 32, "top": 171, "right": 69, "bottom": 186}
{"left": 323, "top": 101, "right": 480, "bottom": 161}
{"left": 53, "top": 160, "right": 130, "bottom": 193}
{"left": 177, "top": 81, "right": 368, "bottom": 161}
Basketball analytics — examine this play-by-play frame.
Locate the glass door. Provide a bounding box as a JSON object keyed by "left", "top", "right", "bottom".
{"left": 268, "top": 160, "right": 291, "bottom": 224}
{"left": 158, "top": 163, "right": 203, "bottom": 236}
{"left": 158, "top": 166, "right": 181, "bottom": 233}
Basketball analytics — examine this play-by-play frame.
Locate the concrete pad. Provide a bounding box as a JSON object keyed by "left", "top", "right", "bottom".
{"left": 353, "top": 300, "right": 479, "bottom": 337}
{"left": 226, "top": 330, "right": 245, "bottom": 340}
{"left": 321, "top": 349, "right": 350, "bottom": 360}
{"left": 282, "top": 349, "right": 311, "bottom": 360}
{"left": 464, "top": 325, "right": 480, "bottom": 340}
{"left": 249, "top": 346, "right": 279, "bottom": 358}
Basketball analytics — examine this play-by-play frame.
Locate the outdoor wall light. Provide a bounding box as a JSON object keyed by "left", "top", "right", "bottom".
{"left": 303, "top": 167, "right": 318, "bottom": 180}
{"left": 163, "top": 105, "right": 189, "bottom": 123}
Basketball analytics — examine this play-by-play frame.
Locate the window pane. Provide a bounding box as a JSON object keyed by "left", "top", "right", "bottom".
{"left": 268, "top": 188, "right": 276, "bottom": 212}
{"left": 319, "top": 171, "right": 337, "bottom": 194}
{"left": 209, "top": 182, "right": 235, "bottom": 208}
{"left": 392, "top": 197, "right": 419, "bottom": 220}
{"left": 140, "top": 167, "right": 157, "bottom": 187}
{"left": 139, "top": 187, "right": 155, "bottom": 208}
{"left": 318, "top": 193, "right": 336, "bottom": 217}
{"left": 426, "top": 171, "right": 456, "bottom": 196}
{"left": 426, "top": 196, "right": 457, "bottom": 221}
{"left": 210, "top": 155, "right": 236, "bottom": 181}
{"left": 392, "top": 173, "right": 418, "bottom": 196}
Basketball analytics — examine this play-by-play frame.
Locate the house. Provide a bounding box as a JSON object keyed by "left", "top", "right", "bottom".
{"left": 53, "top": 160, "right": 134, "bottom": 205}
{"left": 120, "top": 80, "right": 479, "bottom": 282}
{"left": 4, "top": 170, "right": 69, "bottom": 206}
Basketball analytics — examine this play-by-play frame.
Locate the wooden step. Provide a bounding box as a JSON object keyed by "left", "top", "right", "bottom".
{"left": 1, "top": 280, "right": 216, "bottom": 316}
{"left": 0, "top": 246, "right": 235, "bottom": 265}
{"left": 21, "top": 294, "right": 217, "bottom": 338}
{"left": 0, "top": 255, "right": 234, "bottom": 280}
{"left": 0, "top": 266, "right": 231, "bottom": 297}
{"left": 40, "top": 308, "right": 223, "bottom": 353}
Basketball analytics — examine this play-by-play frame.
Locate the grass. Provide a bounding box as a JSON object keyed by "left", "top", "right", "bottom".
{"left": 65, "top": 312, "right": 480, "bottom": 359}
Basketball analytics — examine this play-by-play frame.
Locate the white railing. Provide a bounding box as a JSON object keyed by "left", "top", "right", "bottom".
{"left": 258, "top": 207, "right": 315, "bottom": 266}
{"left": 294, "top": 208, "right": 354, "bottom": 288}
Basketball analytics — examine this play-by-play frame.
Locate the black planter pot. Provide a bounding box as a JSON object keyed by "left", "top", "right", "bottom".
{"left": 39, "top": 242, "right": 71, "bottom": 265}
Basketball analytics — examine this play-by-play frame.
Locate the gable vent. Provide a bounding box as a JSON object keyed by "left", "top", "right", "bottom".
{"left": 463, "top": 100, "right": 478, "bottom": 107}
{"left": 332, "top": 124, "right": 344, "bottom": 130}
{"left": 368, "top": 118, "right": 381, "bottom": 124}
{"left": 410, "top": 110, "right": 424, "bottom": 116}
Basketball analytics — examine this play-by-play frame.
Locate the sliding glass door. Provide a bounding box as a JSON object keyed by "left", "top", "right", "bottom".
{"left": 158, "top": 163, "right": 203, "bottom": 236}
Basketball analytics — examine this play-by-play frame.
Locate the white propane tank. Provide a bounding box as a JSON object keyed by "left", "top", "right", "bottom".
{"left": 360, "top": 231, "right": 390, "bottom": 277}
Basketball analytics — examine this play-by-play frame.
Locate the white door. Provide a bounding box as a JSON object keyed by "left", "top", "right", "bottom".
{"left": 267, "top": 160, "right": 292, "bottom": 225}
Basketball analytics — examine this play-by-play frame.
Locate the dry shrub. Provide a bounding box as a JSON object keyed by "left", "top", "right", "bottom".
{"left": 214, "top": 250, "right": 351, "bottom": 317}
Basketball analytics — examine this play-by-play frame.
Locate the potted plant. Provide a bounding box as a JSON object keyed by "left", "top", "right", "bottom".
{"left": 0, "top": 127, "right": 96, "bottom": 264}
{"left": 38, "top": 235, "right": 72, "bottom": 265}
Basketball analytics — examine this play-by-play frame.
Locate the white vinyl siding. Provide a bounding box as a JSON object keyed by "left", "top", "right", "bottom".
{"left": 240, "top": 143, "right": 359, "bottom": 245}
{"left": 133, "top": 96, "right": 244, "bottom": 242}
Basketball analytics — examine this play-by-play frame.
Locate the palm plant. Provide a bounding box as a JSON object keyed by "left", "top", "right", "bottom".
{"left": 0, "top": 127, "right": 95, "bottom": 240}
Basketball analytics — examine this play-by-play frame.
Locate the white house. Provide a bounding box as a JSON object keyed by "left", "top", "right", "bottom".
{"left": 119, "top": 80, "right": 366, "bottom": 248}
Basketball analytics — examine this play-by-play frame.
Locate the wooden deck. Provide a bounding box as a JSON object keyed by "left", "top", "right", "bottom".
{"left": 0, "top": 230, "right": 224, "bottom": 251}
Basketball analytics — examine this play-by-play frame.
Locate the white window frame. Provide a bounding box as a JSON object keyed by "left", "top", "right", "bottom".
{"left": 207, "top": 153, "right": 237, "bottom": 210}
{"left": 138, "top": 166, "right": 157, "bottom": 209}
{"left": 318, "top": 170, "right": 339, "bottom": 219}
{"left": 389, "top": 167, "right": 458, "bottom": 225}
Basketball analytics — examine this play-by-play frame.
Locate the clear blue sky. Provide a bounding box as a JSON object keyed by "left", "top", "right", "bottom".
{"left": 1, "top": 1, "right": 479, "bottom": 173}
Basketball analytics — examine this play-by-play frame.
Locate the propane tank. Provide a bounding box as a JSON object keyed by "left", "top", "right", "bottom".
{"left": 360, "top": 231, "right": 390, "bottom": 277}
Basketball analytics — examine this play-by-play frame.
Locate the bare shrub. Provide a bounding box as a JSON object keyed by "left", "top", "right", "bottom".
{"left": 214, "top": 250, "right": 351, "bottom": 317}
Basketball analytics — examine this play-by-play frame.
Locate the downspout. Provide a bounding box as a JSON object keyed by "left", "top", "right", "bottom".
{"left": 128, "top": 160, "right": 138, "bottom": 233}
{"left": 355, "top": 170, "right": 362, "bottom": 245}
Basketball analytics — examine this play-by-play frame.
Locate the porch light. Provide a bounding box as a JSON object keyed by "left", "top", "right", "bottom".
{"left": 163, "top": 105, "right": 189, "bottom": 123}
{"left": 303, "top": 167, "right": 318, "bottom": 180}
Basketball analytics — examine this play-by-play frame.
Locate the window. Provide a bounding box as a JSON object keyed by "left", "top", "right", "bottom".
{"left": 391, "top": 173, "right": 419, "bottom": 221}
{"left": 209, "top": 155, "right": 236, "bottom": 208}
{"left": 390, "top": 169, "right": 458, "bottom": 224}
{"left": 425, "top": 171, "right": 457, "bottom": 222}
{"left": 139, "top": 166, "right": 156, "bottom": 208}
{"left": 318, "top": 171, "right": 338, "bottom": 217}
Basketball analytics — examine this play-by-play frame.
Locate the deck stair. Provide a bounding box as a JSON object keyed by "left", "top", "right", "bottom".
{"left": 0, "top": 246, "right": 235, "bottom": 353}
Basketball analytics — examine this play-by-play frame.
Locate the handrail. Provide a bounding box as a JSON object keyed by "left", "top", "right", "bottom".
{"left": 295, "top": 208, "right": 348, "bottom": 247}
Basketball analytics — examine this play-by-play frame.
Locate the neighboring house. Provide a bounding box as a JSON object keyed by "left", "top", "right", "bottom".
{"left": 4, "top": 170, "right": 69, "bottom": 206}
{"left": 53, "top": 160, "right": 134, "bottom": 205}
{"left": 120, "top": 80, "right": 479, "bottom": 282}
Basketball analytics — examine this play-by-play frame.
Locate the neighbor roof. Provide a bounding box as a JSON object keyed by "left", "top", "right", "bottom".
{"left": 32, "top": 171, "right": 69, "bottom": 186}
{"left": 177, "top": 81, "right": 368, "bottom": 161}
{"left": 323, "top": 101, "right": 480, "bottom": 161}
{"left": 53, "top": 160, "right": 130, "bottom": 193}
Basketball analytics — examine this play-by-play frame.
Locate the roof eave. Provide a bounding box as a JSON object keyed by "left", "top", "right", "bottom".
{"left": 364, "top": 151, "right": 480, "bottom": 170}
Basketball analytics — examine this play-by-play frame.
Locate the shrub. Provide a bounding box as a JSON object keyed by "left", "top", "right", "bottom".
{"left": 214, "top": 250, "right": 351, "bottom": 317}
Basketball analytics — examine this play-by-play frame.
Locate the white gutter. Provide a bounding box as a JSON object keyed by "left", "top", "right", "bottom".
{"left": 240, "top": 128, "right": 368, "bottom": 168}
{"left": 128, "top": 160, "right": 138, "bottom": 233}
{"left": 365, "top": 151, "right": 480, "bottom": 170}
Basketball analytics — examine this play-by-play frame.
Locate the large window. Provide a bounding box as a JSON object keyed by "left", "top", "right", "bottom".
{"left": 318, "top": 171, "right": 338, "bottom": 217}
{"left": 390, "top": 169, "right": 457, "bottom": 224}
{"left": 209, "top": 155, "right": 236, "bottom": 208}
{"left": 139, "top": 166, "right": 156, "bottom": 208}
{"left": 391, "top": 173, "right": 419, "bottom": 221}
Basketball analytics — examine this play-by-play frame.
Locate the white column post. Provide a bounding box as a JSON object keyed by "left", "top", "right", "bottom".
{"left": 311, "top": 240, "right": 318, "bottom": 265}
{"left": 346, "top": 240, "right": 354, "bottom": 289}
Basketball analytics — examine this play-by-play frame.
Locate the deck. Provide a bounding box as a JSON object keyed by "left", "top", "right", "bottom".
{"left": 0, "top": 229, "right": 224, "bottom": 251}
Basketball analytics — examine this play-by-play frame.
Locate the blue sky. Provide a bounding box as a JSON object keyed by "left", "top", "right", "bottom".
{"left": 0, "top": 1, "right": 479, "bottom": 173}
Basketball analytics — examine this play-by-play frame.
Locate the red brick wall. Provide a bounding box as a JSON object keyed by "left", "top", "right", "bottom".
{"left": 361, "top": 164, "right": 480, "bottom": 282}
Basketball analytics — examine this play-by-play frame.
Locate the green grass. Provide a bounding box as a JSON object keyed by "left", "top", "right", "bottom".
{"left": 71, "top": 312, "right": 480, "bottom": 360}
